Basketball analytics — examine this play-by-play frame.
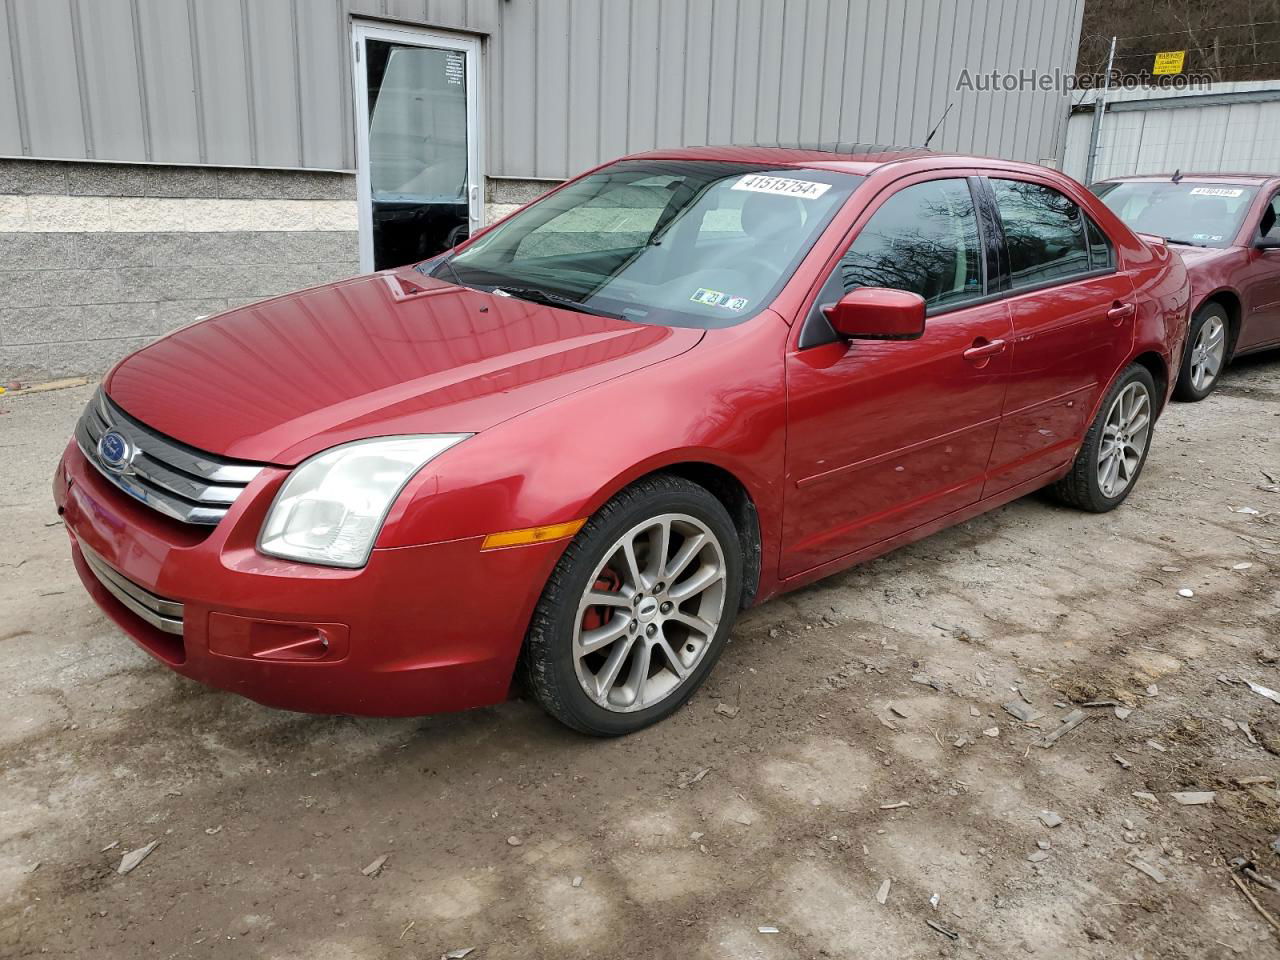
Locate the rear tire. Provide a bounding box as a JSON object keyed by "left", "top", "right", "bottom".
{"left": 1051, "top": 364, "right": 1157, "bottom": 513}
{"left": 522, "top": 475, "right": 743, "bottom": 736}
{"left": 1174, "top": 302, "right": 1229, "bottom": 402}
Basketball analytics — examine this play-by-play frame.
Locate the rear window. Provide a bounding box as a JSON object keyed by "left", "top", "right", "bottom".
{"left": 1093, "top": 180, "right": 1259, "bottom": 248}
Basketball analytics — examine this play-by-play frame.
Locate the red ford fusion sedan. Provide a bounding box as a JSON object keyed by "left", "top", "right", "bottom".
{"left": 54, "top": 145, "right": 1189, "bottom": 736}
{"left": 1094, "top": 173, "right": 1280, "bottom": 400}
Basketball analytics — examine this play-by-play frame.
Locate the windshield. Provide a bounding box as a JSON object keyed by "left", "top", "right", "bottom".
{"left": 1093, "top": 180, "right": 1259, "bottom": 248}
{"left": 428, "top": 160, "right": 864, "bottom": 327}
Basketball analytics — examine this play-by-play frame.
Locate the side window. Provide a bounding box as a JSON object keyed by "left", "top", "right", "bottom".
{"left": 1085, "top": 214, "right": 1114, "bottom": 270}
{"left": 991, "top": 179, "right": 1092, "bottom": 288}
{"left": 833, "top": 178, "right": 984, "bottom": 308}
{"left": 1260, "top": 193, "right": 1280, "bottom": 238}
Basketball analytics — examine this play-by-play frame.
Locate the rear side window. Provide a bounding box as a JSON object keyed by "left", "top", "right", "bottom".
{"left": 1085, "top": 215, "right": 1114, "bottom": 270}
{"left": 991, "top": 179, "right": 1092, "bottom": 288}
{"left": 1262, "top": 192, "right": 1280, "bottom": 238}
{"left": 835, "top": 178, "right": 983, "bottom": 308}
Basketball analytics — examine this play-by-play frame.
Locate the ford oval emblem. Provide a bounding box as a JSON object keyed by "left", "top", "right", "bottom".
{"left": 97, "top": 430, "right": 132, "bottom": 473}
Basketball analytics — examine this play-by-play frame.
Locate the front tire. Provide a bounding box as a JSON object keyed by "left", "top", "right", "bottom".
{"left": 1051, "top": 364, "right": 1157, "bottom": 513}
{"left": 523, "top": 475, "right": 743, "bottom": 736}
{"left": 1174, "top": 302, "right": 1229, "bottom": 402}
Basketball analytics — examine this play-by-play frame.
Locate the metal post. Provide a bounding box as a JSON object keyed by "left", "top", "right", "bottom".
{"left": 1084, "top": 36, "right": 1117, "bottom": 186}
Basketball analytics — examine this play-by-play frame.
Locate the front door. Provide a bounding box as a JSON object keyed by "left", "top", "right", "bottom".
{"left": 352, "top": 23, "right": 483, "bottom": 272}
{"left": 781, "top": 176, "right": 1013, "bottom": 578}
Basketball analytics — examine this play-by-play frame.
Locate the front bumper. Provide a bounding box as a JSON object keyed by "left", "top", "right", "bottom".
{"left": 54, "top": 440, "right": 561, "bottom": 717}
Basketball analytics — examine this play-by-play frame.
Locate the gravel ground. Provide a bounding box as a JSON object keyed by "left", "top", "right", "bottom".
{"left": 2, "top": 356, "right": 1280, "bottom": 960}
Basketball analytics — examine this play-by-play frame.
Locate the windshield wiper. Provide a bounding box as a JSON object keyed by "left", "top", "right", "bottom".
{"left": 493, "top": 286, "right": 625, "bottom": 321}
{"left": 432, "top": 253, "right": 466, "bottom": 287}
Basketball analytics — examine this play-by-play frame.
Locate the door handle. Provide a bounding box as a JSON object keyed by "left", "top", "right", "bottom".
{"left": 1107, "top": 301, "right": 1136, "bottom": 324}
{"left": 963, "top": 338, "right": 1007, "bottom": 362}
{"left": 468, "top": 183, "right": 481, "bottom": 224}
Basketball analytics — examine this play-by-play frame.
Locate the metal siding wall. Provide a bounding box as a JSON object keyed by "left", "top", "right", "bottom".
{"left": 0, "top": 0, "right": 1078, "bottom": 175}
{"left": 0, "top": 6, "right": 21, "bottom": 155}
{"left": 295, "top": 0, "right": 348, "bottom": 171}
{"left": 135, "top": 0, "right": 201, "bottom": 163}
{"left": 1062, "top": 82, "right": 1280, "bottom": 182}
{"left": 597, "top": 0, "right": 631, "bottom": 161}
{"left": 704, "top": 0, "right": 735, "bottom": 146}
{"left": 628, "top": 0, "right": 660, "bottom": 156}
{"left": 752, "top": 0, "right": 781, "bottom": 146}
{"left": 192, "top": 2, "right": 254, "bottom": 167}
{"left": 245, "top": 0, "right": 302, "bottom": 168}
{"left": 0, "top": 0, "right": 499, "bottom": 169}
{"left": 77, "top": 0, "right": 146, "bottom": 161}
{"left": 655, "top": 0, "right": 689, "bottom": 152}
{"left": 11, "top": 0, "right": 86, "bottom": 158}
{"left": 483, "top": 0, "right": 1085, "bottom": 174}
{"left": 565, "top": 0, "right": 601, "bottom": 175}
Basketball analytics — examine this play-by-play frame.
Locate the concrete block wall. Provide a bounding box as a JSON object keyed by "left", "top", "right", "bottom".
{"left": 0, "top": 161, "right": 359, "bottom": 379}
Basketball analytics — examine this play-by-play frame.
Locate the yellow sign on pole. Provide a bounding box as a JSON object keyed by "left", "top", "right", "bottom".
{"left": 1153, "top": 50, "right": 1186, "bottom": 75}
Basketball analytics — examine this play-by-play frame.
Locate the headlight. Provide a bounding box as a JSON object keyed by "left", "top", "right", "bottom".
{"left": 258, "top": 435, "right": 470, "bottom": 568}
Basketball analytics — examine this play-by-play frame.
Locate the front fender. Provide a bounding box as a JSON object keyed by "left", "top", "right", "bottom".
{"left": 376, "top": 317, "right": 790, "bottom": 575}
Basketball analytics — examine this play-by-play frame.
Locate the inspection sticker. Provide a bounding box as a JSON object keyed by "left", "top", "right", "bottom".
{"left": 731, "top": 174, "right": 832, "bottom": 199}
{"left": 1188, "top": 187, "right": 1244, "bottom": 198}
{"left": 691, "top": 287, "right": 727, "bottom": 306}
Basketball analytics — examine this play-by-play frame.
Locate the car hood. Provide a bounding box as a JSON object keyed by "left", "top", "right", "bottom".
{"left": 105, "top": 269, "right": 704, "bottom": 464}
{"left": 1168, "top": 244, "right": 1235, "bottom": 267}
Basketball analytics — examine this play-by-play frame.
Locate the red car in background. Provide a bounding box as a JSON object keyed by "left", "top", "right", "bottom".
{"left": 54, "top": 146, "right": 1189, "bottom": 736}
{"left": 1094, "top": 173, "right": 1280, "bottom": 400}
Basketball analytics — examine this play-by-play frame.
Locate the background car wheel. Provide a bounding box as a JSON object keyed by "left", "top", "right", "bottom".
{"left": 1050, "top": 364, "right": 1157, "bottom": 513}
{"left": 1174, "top": 302, "right": 1229, "bottom": 402}
{"left": 523, "top": 474, "right": 743, "bottom": 736}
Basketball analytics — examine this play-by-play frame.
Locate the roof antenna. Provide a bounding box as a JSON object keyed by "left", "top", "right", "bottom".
{"left": 922, "top": 102, "right": 954, "bottom": 150}
{"left": 1172, "top": 169, "right": 1183, "bottom": 183}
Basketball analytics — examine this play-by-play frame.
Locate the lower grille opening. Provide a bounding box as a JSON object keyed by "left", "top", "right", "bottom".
{"left": 78, "top": 544, "right": 186, "bottom": 665}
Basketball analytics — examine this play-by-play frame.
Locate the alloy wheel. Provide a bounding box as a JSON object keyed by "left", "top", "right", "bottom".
{"left": 572, "top": 514, "right": 727, "bottom": 713}
{"left": 1188, "top": 314, "right": 1226, "bottom": 392}
{"left": 1097, "top": 381, "right": 1152, "bottom": 499}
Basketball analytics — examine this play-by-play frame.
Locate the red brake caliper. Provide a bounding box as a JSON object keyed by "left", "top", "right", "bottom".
{"left": 582, "top": 568, "right": 623, "bottom": 631}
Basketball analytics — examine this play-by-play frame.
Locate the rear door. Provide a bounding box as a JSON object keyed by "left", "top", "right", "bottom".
{"left": 1238, "top": 186, "right": 1280, "bottom": 352}
{"left": 981, "top": 176, "right": 1137, "bottom": 497}
{"left": 781, "top": 175, "right": 1013, "bottom": 578}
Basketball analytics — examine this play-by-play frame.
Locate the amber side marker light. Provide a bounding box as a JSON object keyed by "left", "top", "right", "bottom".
{"left": 481, "top": 519, "right": 586, "bottom": 550}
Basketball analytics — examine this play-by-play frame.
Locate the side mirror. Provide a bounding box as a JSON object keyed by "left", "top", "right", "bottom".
{"left": 822, "top": 288, "right": 926, "bottom": 341}
{"left": 1255, "top": 236, "right": 1280, "bottom": 251}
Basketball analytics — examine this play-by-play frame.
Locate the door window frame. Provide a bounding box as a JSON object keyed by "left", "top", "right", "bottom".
{"left": 1253, "top": 187, "right": 1280, "bottom": 242}
{"left": 350, "top": 21, "right": 485, "bottom": 273}
{"left": 797, "top": 173, "right": 996, "bottom": 349}
{"left": 979, "top": 175, "right": 1118, "bottom": 297}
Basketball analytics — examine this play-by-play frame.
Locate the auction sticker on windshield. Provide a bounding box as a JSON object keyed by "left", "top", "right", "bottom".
{"left": 732, "top": 174, "right": 832, "bottom": 199}
{"left": 1189, "top": 187, "right": 1244, "bottom": 198}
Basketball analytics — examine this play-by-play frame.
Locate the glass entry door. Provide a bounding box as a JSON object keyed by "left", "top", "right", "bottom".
{"left": 352, "top": 24, "right": 482, "bottom": 272}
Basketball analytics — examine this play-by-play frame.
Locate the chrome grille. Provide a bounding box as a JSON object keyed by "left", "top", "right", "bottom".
{"left": 81, "top": 544, "right": 184, "bottom": 636}
{"left": 75, "top": 389, "right": 263, "bottom": 526}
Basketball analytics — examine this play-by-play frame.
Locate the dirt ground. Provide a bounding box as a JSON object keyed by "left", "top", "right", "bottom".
{"left": 2, "top": 358, "right": 1280, "bottom": 960}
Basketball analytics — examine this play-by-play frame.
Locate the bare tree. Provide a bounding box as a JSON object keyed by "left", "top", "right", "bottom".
{"left": 1077, "top": 0, "right": 1280, "bottom": 83}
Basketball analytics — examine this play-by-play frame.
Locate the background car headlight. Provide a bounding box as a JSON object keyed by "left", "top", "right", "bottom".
{"left": 258, "top": 435, "right": 470, "bottom": 568}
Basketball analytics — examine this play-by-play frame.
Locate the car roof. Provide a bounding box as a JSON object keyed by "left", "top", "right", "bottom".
{"left": 623, "top": 143, "right": 1025, "bottom": 177}
{"left": 1099, "top": 172, "right": 1280, "bottom": 186}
